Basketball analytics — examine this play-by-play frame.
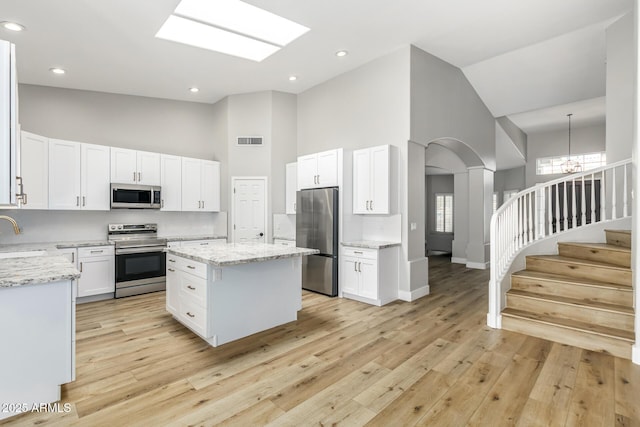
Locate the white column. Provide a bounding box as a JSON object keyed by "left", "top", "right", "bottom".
{"left": 466, "top": 167, "right": 494, "bottom": 269}
{"left": 451, "top": 171, "right": 469, "bottom": 264}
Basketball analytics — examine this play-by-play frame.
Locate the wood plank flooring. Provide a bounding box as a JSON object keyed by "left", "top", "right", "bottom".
{"left": 3, "top": 255, "right": 639, "bottom": 426}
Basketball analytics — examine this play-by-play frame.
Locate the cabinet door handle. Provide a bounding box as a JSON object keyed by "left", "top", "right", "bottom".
{"left": 138, "top": 172, "right": 141, "bottom": 182}
{"left": 168, "top": 258, "right": 176, "bottom": 263}
{"left": 168, "top": 268, "right": 175, "bottom": 272}
{"left": 370, "top": 200, "right": 373, "bottom": 211}
{"left": 76, "top": 196, "right": 80, "bottom": 206}
{"left": 354, "top": 251, "right": 363, "bottom": 254}
{"left": 202, "top": 200, "right": 205, "bottom": 209}
{"left": 82, "top": 196, "right": 86, "bottom": 207}
{"left": 358, "top": 262, "right": 362, "bottom": 273}
{"left": 354, "top": 261, "right": 357, "bottom": 272}
{"left": 90, "top": 250, "right": 103, "bottom": 254}
{"left": 187, "top": 285, "right": 196, "bottom": 290}
{"left": 161, "top": 199, "right": 164, "bottom": 208}
{"left": 79, "top": 262, "right": 83, "bottom": 273}
{"left": 200, "top": 243, "right": 207, "bottom": 246}
{"left": 71, "top": 252, "right": 74, "bottom": 263}
{"left": 186, "top": 312, "right": 195, "bottom": 318}
{"left": 187, "top": 265, "right": 196, "bottom": 269}
{"left": 293, "top": 202, "right": 296, "bottom": 212}
{"left": 133, "top": 171, "right": 137, "bottom": 182}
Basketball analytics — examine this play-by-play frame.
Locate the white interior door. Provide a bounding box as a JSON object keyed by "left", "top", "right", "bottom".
{"left": 233, "top": 178, "right": 266, "bottom": 243}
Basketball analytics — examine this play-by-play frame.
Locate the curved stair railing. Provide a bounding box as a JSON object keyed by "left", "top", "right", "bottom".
{"left": 488, "top": 159, "right": 633, "bottom": 328}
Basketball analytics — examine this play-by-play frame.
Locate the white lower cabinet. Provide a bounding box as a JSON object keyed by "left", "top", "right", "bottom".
{"left": 341, "top": 246, "right": 398, "bottom": 306}
{"left": 77, "top": 246, "right": 115, "bottom": 297}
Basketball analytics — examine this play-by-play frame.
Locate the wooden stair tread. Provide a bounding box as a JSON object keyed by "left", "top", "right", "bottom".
{"left": 507, "top": 289, "right": 635, "bottom": 315}
{"left": 604, "top": 229, "right": 631, "bottom": 235}
{"left": 557, "top": 242, "right": 631, "bottom": 254}
{"left": 527, "top": 254, "right": 631, "bottom": 271}
{"left": 511, "top": 270, "right": 633, "bottom": 291}
{"left": 502, "top": 308, "right": 635, "bottom": 342}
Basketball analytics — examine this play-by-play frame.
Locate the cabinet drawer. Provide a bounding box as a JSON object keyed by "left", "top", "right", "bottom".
{"left": 179, "top": 299, "right": 209, "bottom": 338}
{"left": 175, "top": 257, "right": 207, "bottom": 279}
{"left": 342, "top": 247, "right": 377, "bottom": 260}
{"left": 78, "top": 245, "right": 114, "bottom": 258}
{"left": 180, "top": 273, "right": 207, "bottom": 306}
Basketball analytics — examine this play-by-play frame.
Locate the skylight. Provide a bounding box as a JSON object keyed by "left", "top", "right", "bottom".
{"left": 155, "top": 0, "right": 309, "bottom": 62}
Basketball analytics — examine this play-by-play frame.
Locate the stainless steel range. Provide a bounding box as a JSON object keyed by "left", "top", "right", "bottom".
{"left": 108, "top": 223, "right": 167, "bottom": 298}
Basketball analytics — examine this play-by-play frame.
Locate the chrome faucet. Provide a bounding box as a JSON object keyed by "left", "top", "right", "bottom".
{"left": 0, "top": 215, "right": 20, "bottom": 234}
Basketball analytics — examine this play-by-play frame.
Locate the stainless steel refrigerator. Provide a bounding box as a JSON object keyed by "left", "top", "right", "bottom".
{"left": 296, "top": 187, "right": 338, "bottom": 296}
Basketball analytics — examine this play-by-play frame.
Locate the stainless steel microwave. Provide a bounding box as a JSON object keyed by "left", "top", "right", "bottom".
{"left": 110, "top": 184, "right": 161, "bottom": 209}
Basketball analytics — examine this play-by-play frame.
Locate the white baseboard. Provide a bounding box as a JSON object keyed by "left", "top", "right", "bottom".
{"left": 450, "top": 257, "right": 467, "bottom": 264}
{"left": 466, "top": 261, "right": 489, "bottom": 270}
{"left": 633, "top": 344, "right": 640, "bottom": 365}
{"left": 486, "top": 312, "right": 502, "bottom": 329}
{"left": 398, "top": 285, "right": 430, "bottom": 302}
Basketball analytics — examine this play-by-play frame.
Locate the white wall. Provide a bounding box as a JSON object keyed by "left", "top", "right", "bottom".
{"left": 271, "top": 92, "right": 297, "bottom": 213}
{"left": 425, "top": 174, "right": 454, "bottom": 252}
{"left": 606, "top": 12, "right": 635, "bottom": 163}
{"left": 525, "top": 123, "right": 606, "bottom": 187}
{"left": 494, "top": 166, "right": 526, "bottom": 206}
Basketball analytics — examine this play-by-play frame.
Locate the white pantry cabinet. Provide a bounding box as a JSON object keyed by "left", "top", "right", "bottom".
{"left": 353, "top": 145, "right": 390, "bottom": 214}
{"left": 181, "top": 157, "right": 220, "bottom": 212}
{"left": 160, "top": 154, "right": 182, "bottom": 211}
{"left": 297, "top": 149, "right": 339, "bottom": 189}
{"left": 20, "top": 131, "right": 48, "bottom": 209}
{"left": 285, "top": 162, "right": 297, "bottom": 214}
{"left": 110, "top": 147, "right": 160, "bottom": 185}
{"left": 77, "top": 246, "right": 115, "bottom": 297}
{"left": 341, "top": 245, "right": 398, "bottom": 306}
{"left": 0, "top": 40, "right": 19, "bottom": 207}
{"left": 49, "top": 139, "right": 110, "bottom": 210}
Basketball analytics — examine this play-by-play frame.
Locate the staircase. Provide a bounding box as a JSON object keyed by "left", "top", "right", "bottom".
{"left": 501, "top": 229, "right": 634, "bottom": 359}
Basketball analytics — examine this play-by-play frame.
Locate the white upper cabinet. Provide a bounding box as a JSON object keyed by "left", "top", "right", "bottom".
{"left": 297, "top": 149, "right": 339, "bottom": 189}
{"left": 285, "top": 162, "right": 297, "bottom": 214}
{"left": 160, "top": 154, "right": 182, "bottom": 211}
{"left": 49, "top": 139, "right": 109, "bottom": 210}
{"left": 353, "top": 144, "right": 390, "bottom": 214}
{"left": 181, "top": 157, "right": 220, "bottom": 212}
{"left": 110, "top": 147, "right": 160, "bottom": 185}
{"left": 0, "top": 41, "right": 18, "bottom": 207}
{"left": 20, "top": 131, "right": 48, "bottom": 210}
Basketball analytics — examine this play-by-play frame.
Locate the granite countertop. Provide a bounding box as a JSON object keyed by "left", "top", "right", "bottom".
{"left": 56, "top": 240, "right": 112, "bottom": 249}
{"left": 0, "top": 255, "right": 81, "bottom": 288}
{"left": 168, "top": 243, "right": 318, "bottom": 267}
{"left": 162, "top": 234, "right": 227, "bottom": 242}
{"left": 0, "top": 240, "right": 112, "bottom": 254}
{"left": 273, "top": 236, "right": 295, "bottom": 241}
{"left": 341, "top": 240, "right": 401, "bottom": 249}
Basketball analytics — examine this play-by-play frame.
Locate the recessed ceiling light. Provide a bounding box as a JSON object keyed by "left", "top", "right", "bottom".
{"left": 1, "top": 21, "right": 25, "bottom": 32}
{"left": 49, "top": 67, "right": 66, "bottom": 75}
{"left": 189, "top": 87, "right": 199, "bottom": 93}
{"left": 174, "top": 0, "right": 309, "bottom": 47}
{"left": 288, "top": 76, "right": 297, "bottom": 81}
{"left": 156, "top": 15, "right": 280, "bottom": 62}
{"left": 335, "top": 50, "right": 348, "bottom": 57}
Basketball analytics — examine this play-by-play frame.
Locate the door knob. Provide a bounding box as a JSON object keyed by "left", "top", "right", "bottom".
{"left": 259, "top": 232, "right": 264, "bottom": 237}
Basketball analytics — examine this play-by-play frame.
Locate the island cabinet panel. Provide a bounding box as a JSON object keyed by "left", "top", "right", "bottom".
{"left": 165, "top": 256, "right": 179, "bottom": 316}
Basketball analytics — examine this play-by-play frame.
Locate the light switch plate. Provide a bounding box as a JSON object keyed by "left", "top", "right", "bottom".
{"left": 410, "top": 222, "right": 417, "bottom": 231}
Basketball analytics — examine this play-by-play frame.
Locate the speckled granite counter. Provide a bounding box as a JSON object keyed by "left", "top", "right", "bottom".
{"left": 162, "top": 234, "right": 227, "bottom": 242}
{"left": 341, "top": 240, "right": 401, "bottom": 249}
{"left": 0, "top": 255, "right": 81, "bottom": 288}
{"left": 168, "top": 243, "right": 318, "bottom": 266}
{"left": 56, "top": 240, "right": 112, "bottom": 248}
{"left": 0, "top": 240, "right": 111, "bottom": 254}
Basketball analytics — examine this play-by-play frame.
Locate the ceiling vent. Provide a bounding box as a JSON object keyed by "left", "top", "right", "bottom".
{"left": 237, "top": 136, "right": 263, "bottom": 146}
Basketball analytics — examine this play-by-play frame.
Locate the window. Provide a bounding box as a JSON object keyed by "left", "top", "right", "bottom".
{"left": 536, "top": 152, "right": 606, "bottom": 175}
{"left": 435, "top": 193, "right": 453, "bottom": 233}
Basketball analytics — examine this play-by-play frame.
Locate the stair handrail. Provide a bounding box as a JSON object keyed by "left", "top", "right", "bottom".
{"left": 488, "top": 158, "right": 632, "bottom": 328}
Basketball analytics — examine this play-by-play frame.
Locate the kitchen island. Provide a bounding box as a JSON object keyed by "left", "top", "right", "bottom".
{"left": 166, "top": 243, "right": 318, "bottom": 347}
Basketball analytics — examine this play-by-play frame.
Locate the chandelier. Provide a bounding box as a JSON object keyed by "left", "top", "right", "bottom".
{"left": 561, "top": 113, "right": 582, "bottom": 174}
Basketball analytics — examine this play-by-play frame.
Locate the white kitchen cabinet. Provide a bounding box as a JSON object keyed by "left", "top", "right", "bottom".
{"left": 49, "top": 139, "right": 110, "bottom": 210}
{"left": 110, "top": 147, "right": 160, "bottom": 185}
{"left": 166, "top": 253, "right": 180, "bottom": 316}
{"left": 340, "top": 245, "right": 398, "bottom": 306}
{"left": 181, "top": 157, "right": 220, "bottom": 212}
{"left": 285, "top": 162, "right": 297, "bottom": 214}
{"left": 20, "top": 131, "right": 48, "bottom": 209}
{"left": 297, "top": 149, "right": 339, "bottom": 189}
{"left": 57, "top": 247, "right": 78, "bottom": 267}
{"left": 353, "top": 144, "right": 390, "bottom": 214}
{"left": 0, "top": 40, "right": 19, "bottom": 207}
{"left": 77, "top": 246, "right": 115, "bottom": 297}
{"left": 274, "top": 238, "right": 296, "bottom": 247}
{"left": 160, "top": 154, "right": 182, "bottom": 211}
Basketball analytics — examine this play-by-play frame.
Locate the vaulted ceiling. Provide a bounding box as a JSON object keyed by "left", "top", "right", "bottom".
{"left": 0, "top": 0, "right": 632, "bottom": 137}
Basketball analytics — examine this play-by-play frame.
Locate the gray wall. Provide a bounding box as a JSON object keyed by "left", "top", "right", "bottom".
{"left": 426, "top": 174, "right": 454, "bottom": 253}
{"left": 494, "top": 166, "right": 526, "bottom": 207}
{"left": 525, "top": 123, "right": 606, "bottom": 187}
{"left": 271, "top": 92, "right": 297, "bottom": 214}
{"left": 606, "top": 13, "right": 635, "bottom": 163}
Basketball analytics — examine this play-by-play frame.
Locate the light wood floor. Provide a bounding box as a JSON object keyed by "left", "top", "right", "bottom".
{"left": 3, "top": 255, "right": 639, "bottom": 426}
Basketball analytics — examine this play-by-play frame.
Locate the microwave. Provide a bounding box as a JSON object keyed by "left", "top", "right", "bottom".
{"left": 111, "top": 184, "right": 161, "bottom": 209}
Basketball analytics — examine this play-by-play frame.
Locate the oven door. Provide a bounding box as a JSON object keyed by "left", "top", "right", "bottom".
{"left": 115, "top": 247, "right": 166, "bottom": 286}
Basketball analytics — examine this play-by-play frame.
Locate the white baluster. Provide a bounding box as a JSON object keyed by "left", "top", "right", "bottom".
{"left": 528, "top": 192, "right": 533, "bottom": 243}
{"left": 563, "top": 182, "right": 568, "bottom": 231}
{"left": 580, "top": 175, "right": 586, "bottom": 226}
{"left": 547, "top": 185, "right": 552, "bottom": 236}
{"left": 555, "top": 183, "right": 560, "bottom": 234}
{"left": 623, "top": 164, "right": 628, "bottom": 217}
{"left": 591, "top": 173, "right": 596, "bottom": 223}
{"left": 612, "top": 167, "right": 617, "bottom": 220}
{"left": 601, "top": 170, "right": 607, "bottom": 221}
{"left": 571, "top": 179, "right": 577, "bottom": 229}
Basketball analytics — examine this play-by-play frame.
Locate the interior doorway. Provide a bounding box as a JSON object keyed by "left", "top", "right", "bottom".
{"left": 231, "top": 177, "right": 267, "bottom": 243}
